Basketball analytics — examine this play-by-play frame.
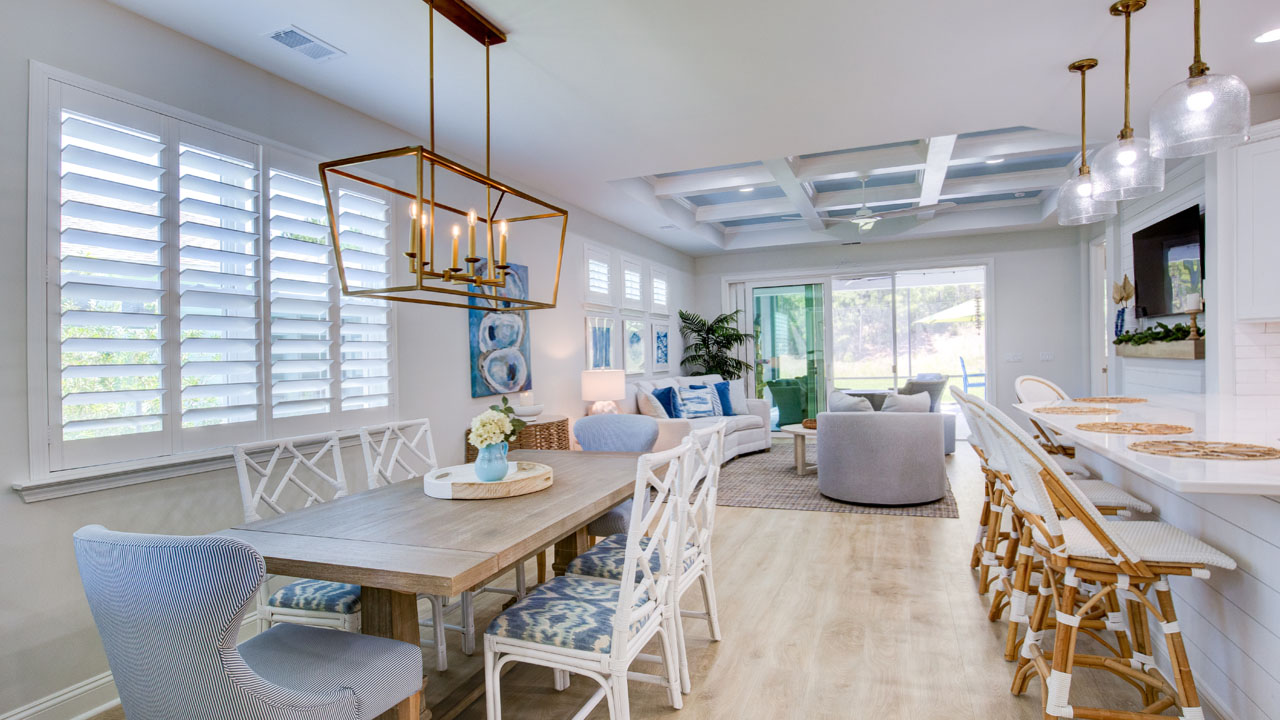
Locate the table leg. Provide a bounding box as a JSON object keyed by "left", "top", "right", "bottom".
{"left": 794, "top": 434, "right": 806, "bottom": 475}
{"left": 363, "top": 587, "right": 425, "bottom": 720}
{"left": 552, "top": 527, "right": 590, "bottom": 576}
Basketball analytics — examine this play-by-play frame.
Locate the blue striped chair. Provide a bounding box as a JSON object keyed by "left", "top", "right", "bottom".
{"left": 74, "top": 525, "right": 423, "bottom": 720}
{"left": 573, "top": 414, "right": 659, "bottom": 537}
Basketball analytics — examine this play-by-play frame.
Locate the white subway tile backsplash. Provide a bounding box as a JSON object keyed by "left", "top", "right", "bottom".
{"left": 1236, "top": 322, "right": 1280, "bottom": 395}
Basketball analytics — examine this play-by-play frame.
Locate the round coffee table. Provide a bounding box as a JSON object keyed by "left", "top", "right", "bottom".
{"left": 780, "top": 423, "right": 817, "bottom": 476}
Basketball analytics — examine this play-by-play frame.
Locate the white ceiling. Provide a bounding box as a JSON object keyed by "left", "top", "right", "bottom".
{"left": 108, "top": 0, "right": 1280, "bottom": 256}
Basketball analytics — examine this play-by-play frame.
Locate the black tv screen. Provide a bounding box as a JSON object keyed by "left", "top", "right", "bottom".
{"left": 1132, "top": 205, "right": 1204, "bottom": 318}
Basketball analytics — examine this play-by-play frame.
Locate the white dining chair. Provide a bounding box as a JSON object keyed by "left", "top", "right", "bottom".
{"left": 232, "top": 432, "right": 360, "bottom": 634}
{"left": 483, "top": 441, "right": 690, "bottom": 720}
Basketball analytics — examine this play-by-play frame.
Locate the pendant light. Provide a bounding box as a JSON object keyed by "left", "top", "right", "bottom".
{"left": 1091, "top": 0, "right": 1165, "bottom": 202}
{"left": 1059, "top": 59, "right": 1118, "bottom": 226}
{"left": 1149, "top": 0, "right": 1251, "bottom": 158}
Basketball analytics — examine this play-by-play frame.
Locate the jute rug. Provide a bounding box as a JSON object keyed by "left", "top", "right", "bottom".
{"left": 717, "top": 439, "right": 958, "bottom": 518}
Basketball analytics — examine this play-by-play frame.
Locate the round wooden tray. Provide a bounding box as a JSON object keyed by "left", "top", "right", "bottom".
{"left": 1074, "top": 396, "right": 1147, "bottom": 404}
{"left": 424, "top": 461, "right": 553, "bottom": 499}
{"left": 1077, "top": 421, "right": 1193, "bottom": 435}
{"left": 1037, "top": 405, "right": 1121, "bottom": 415}
{"left": 1128, "top": 440, "right": 1280, "bottom": 461}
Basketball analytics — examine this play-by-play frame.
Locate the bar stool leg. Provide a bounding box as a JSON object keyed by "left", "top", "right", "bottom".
{"left": 1044, "top": 581, "right": 1081, "bottom": 720}
{"left": 1155, "top": 578, "right": 1202, "bottom": 717}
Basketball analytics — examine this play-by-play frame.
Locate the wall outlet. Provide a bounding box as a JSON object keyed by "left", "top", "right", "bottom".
{"left": 1005, "top": 353, "right": 1024, "bottom": 363}
{"left": 1040, "top": 352, "right": 1055, "bottom": 362}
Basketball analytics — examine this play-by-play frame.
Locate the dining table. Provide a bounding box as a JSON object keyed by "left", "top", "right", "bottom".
{"left": 217, "top": 449, "right": 642, "bottom": 720}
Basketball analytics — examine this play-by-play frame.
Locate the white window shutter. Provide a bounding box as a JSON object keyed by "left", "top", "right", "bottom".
{"left": 620, "top": 255, "right": 644, "bottom": 311}
{"left": 584, "top": 244, "right": 612, "bottom": 306}
{"left": 336, "top": 189, "right": 392, "bottom": 412}
{"left": 651, "top": 266, "right": 669, "bottom": 315}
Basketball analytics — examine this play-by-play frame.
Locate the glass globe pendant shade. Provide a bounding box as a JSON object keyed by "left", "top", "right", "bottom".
{"left": 1058, "top": 172, "right": 1117, "bottom": 226}
{"left": 1091, "top": 135, "right": 1165, "bottom": 201}
{"left": 1149, "top": 73, "right": 1250, "bottom": 158}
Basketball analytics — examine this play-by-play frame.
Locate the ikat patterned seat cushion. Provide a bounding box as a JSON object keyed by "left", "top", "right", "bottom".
{"left": 268, "top": 579, "right": 362, "bottom": 615}
{"left": 486, "top": 576, "right": 651, "bottom": 653}
{"left": 565, "top": 533, "right": 696, "bottom": 582}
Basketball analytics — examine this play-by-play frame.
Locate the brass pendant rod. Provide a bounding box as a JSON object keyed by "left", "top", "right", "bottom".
{"left": 1122, "top": 8, "right": 1132, "bottom": 139}
{"left": 1068, "top": 59, "right": 1098, "bottom": 177}
{"left": 1189, "top": 0, "right": 1209, "bottom": 77}
{"left": 428, "top": 1, "right": 437, "bottom": 280}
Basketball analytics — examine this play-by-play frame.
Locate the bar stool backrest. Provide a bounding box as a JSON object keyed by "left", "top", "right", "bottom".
{"left": 1014, "top": 375, "right": 1071, "bottom": 403}
{"left": 359, "top": 418, "right": 439, "bottom": 489}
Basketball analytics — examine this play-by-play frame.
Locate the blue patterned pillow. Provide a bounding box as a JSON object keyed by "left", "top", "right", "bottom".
{"left": 651, "top": 386, "right": 683, "bottom": 418}
{"left": 690, "top": 384, "right": 725, "bottom": 416}
{"left": 678, "top": 387, "right": 718, "bottom": 418}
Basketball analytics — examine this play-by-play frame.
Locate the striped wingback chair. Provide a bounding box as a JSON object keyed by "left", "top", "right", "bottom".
{"left": 73, "top": 525, "right": 423, "bottom": 720}
{"left": 574, "top": 414, "right": 659, "bottom": 537}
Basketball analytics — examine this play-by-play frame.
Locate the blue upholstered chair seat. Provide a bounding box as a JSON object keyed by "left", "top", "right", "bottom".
{"left": 486, "top": 576, "right": 650, "bottom": 653}
{"left": 587, "top": 499, "right": 632, "bottom": 537}
{"left": 238, "top": 623, "right": 422, "bottom": 719}
{"left": 566, "top": 533, "right": 696, "bottom": 582}
{"left": 268, "top": 579, "right": 362, "bottom": 615}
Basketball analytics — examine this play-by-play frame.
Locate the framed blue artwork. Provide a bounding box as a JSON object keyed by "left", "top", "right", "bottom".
{"left": 624, "top": 319, "right": 646, "bottom": 375}
{"left": 469, "top": 262, "right": 533, "bottom": 398}
{"left": 651, "top": 322, "right": 670, "bottom": 371}
{"left": 586, "top": 315, "right": 615, "bottom": 369}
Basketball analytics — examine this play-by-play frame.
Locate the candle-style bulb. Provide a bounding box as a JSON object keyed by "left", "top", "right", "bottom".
{"left": 467, "top": 209, "right": 477, "bottom": 226}
{"left": 451, "top": 224, "right": 460, "bottom": 269}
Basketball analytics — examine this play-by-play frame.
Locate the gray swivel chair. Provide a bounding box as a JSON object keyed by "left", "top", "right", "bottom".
{"left": 815, "top": 412, "right": 947, "bottom": 505}
{"left": 574, "top": 414, "right": 660, "bottom": 536}
{"left": 74, "top": 525, "right": 423, "bottom": 720}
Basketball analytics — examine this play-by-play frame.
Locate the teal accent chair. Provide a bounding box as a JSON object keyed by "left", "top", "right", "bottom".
{"left": 766, "top": 378, "right": 807, "bottom": 427}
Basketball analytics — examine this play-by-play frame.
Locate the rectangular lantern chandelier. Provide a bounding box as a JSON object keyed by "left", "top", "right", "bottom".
{"left": 319, "top": 0, "right": 567, "bottom": 312}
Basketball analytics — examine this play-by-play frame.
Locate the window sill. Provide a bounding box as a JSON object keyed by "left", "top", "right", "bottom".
{"left": 12, "top": 434, "right": 363, "bottom": 503}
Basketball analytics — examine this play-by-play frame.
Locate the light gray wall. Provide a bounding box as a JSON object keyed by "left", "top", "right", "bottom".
{"left": 692, "top": 228, "right": 1090, "bottom": 415}
{"left": 0, "top": 0, "right": 692, "bottom": 715}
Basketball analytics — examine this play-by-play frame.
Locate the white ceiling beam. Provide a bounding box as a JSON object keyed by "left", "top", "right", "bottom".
{"left": 650, "top": 165, "right": 776, "bottom": 198}
{"left": 694, "top": 196, "right": 796, "bottom": 223}
{"left": 794, "top": 144, "right": 927, "bottom": 184}
{"left": 762, "top": 157, "right": 824, "bottom": 231}
{"left": 944, "top": 197, "right": 1042, "bottom": 213}
{"left": 814, "top": 183, "right": 924, "bottom": 212}
{"left": 939, "top": 167, "right": 1065, "bottom": 200}
{"left": 949, "top": 129, "right": 1078, "bottom": 165}
{"left": 917, "top": 135, "right": 957, "bottom": 220}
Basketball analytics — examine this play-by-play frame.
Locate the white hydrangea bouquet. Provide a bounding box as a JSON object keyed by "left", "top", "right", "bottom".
{"left": 468, "top": 397, "right": 528, "bottom": 482}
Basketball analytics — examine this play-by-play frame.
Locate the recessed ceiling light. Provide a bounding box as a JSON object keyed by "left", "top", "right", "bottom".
{"left": 1014, "top": 192, "right": 1026, "bottom": 197}
{"left": 985, "top": 158, "right": 1005, "bottom": 164}
{"left": 739, "top": 187, "right": 754, "bottom": 192}
{"left": 1256, "top": 28, "right": 1280, "bottom": 43}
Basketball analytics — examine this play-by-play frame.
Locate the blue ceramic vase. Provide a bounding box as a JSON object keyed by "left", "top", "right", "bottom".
{"left": 474, "top": 441, "right": 510, "bottom": 482}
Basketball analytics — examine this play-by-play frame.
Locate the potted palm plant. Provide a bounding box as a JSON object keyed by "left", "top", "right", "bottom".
{"left": 677, "top": 310, "right": 755, "bottom": 380}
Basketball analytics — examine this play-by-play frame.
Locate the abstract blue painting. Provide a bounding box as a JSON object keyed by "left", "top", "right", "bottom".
{"left": 652, "top": 323, "right": 670, "bottom": 371}
{"left": 624, "top": 319, "right": 646, "bottom": 375}
{"left": 469, "top": 262, "right": 533, "bottom": 398}
{"left": 586, "top": 316, "right": 615, "bottom": 369}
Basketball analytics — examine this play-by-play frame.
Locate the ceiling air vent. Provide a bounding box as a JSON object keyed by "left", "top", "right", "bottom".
{"left": 658, "top": 224, "right": 679, "bottom": 231}
{"left": 268, "top": 26, "right": 345, "bottom": 62}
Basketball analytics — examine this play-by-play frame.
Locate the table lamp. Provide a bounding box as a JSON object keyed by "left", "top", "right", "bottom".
{"left": 582, "top": 369, "right": 625, "bottom": 415}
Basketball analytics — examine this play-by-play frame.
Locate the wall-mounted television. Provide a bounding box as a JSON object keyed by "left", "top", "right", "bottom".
{"left": 1131, "top": 205, "right": 1205, "bottom": 318}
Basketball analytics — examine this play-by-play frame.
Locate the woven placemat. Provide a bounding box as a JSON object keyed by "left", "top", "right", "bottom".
{"left": 1075, "top": 396, "right": 1147, "bottom": 404}
{"left": 1129, "top": 440, "right": 1280, "bottom": 460}
{"left": 1078, "top": 422, "right": 1193, "bottom": 435}
{"left": 1037, "top": 405, "right": 1121, "bottom": 415}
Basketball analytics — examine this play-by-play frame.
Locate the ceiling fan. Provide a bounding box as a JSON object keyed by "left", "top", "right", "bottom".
{"left": 786, "top": 178, "right": 956, "bottom": 233}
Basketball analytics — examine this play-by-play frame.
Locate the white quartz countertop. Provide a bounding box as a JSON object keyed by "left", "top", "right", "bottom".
{"left": 1012, "top": 394, "right": 1280, "bottom": 495}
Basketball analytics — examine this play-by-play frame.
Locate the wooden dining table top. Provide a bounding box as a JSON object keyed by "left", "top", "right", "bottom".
{"left": 216, "top": 449, "right": 641, "bottom": 597}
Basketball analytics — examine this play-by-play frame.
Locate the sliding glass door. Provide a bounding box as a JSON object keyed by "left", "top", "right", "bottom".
{"left": 752, "top": 284, "right": 826, "bottom": 428}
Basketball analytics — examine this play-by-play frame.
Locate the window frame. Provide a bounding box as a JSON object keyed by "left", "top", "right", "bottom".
{"left": 23, "top": 62, "right": 398, "bottom": 493}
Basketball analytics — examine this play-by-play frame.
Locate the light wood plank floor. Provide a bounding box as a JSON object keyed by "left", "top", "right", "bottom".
{"left": 94, "top": 446, "right": 1141, "bottom": 719}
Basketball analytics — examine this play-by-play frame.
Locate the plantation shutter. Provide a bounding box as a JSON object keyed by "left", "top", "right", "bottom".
{"left": 266, "top": 165, "right": 335, "bottom": 421}
{"left": 336, "top": 189, "right": 392, "bottom": 411}
{"left": 176, "top": 126, "right": 263, "bottom": 447}
{"left": 55, "top": 92, "right": 169, "bottom": 468}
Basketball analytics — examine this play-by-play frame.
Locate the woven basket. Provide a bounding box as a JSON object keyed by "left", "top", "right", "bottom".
{"left": 465, "top": 417, "right": 571, "bottom": 462}
{"left": 801, "top": 418, "right": 817, "bottom": 430}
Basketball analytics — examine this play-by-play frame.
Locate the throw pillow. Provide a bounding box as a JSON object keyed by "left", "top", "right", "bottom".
{"left": 726, "top": 379, "right": 750, "bottom": 417}
{"left": 882, "top": 391, "right": 931, "bottom": 413}
{"left": 678, "top": 387, "right": 718, "bottom": 419}
{"left": 712, "top": 380, "right": 736, "bottom": 415}
{"left": 637, "top": 390, "right": 669, "bottom": 419}
{"left": 652, "top": 386, "right": 683, "bottom": 419}
{"left": 828, "top": 392, "right": 874, "bottom": 413}
{"left": 689, "top": 385, "right": 724, "bottom": 416}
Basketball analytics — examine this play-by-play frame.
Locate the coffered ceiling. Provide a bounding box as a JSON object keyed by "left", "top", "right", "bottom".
{"left": 108, "top": 0, "right": 1280, "bottom": 256}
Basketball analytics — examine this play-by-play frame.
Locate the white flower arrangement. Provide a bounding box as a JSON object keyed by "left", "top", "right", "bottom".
{"left": 468, "top": 397, "right": 527, "bottom": 449}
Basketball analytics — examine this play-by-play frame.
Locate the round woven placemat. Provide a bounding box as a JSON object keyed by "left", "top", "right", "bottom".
{"left": 1074, "top": 396, "right": 1147, "bottom": 404}
{"left": 1129, "top": 440, "right": 1280, "bottom": 461}
{"left": 1037, "top": 405, "right": 1121, "bottom": 415}
{"left": 1077, "top": 422, "right": 1193, "bottom": 435}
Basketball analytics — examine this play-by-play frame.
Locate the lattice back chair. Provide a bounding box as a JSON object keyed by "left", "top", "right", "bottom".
{"left": 233, "top": 432, "right": 359, "bottom": 633}
{"left": 484, "top": 441, "right": 691, "bottom": 720}
{"left": 359, "top": 417, "right": 438, "bottom": 489}
{"left": 978, "top": 397, "right": 1235, "bottom": 720}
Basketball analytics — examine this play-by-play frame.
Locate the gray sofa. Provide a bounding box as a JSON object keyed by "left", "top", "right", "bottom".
{"left": 816, "top": 411, "right": 947, "bottom": 505}
{"left": 829, "top": 390, "right": 956, "bottom": 455}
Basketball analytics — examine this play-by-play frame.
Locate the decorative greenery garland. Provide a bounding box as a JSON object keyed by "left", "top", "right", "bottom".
{"left": 1113, "top": 321, "right": 1202, "bottom": 346}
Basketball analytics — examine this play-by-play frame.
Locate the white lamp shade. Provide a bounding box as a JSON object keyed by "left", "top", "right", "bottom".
{"left": 1150, "top": 73, "right": 1251, "bottom": 159}
{"left": 1091, "top": 135, "right": 1165, "bottom": 201}
{"left": 581, "top": 369, "right": 625, "bottom": 402}
{"left": 1057, "top": 172, "right": 1117, "bottom": 226}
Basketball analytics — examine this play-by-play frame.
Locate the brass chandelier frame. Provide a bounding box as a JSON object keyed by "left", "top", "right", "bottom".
{"left": 319, "top": 0, "right": 567, "bottom": 312}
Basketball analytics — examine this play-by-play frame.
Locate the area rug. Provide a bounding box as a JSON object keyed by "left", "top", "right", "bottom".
{"left": 716, "top": 439, "right": 958, "bottom": 518}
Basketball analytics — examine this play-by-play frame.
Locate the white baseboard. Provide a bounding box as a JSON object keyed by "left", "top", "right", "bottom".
{"left": 0, "top": 612, "right": 261, "bottom": 720}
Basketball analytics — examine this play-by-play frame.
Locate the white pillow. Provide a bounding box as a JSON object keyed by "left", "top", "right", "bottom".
{"left": 828, "top": 392, "right": 874, "bottom": 412}
{"left": 882, "top": 391, "right": 931, "bottom": 413}
{"left": 636, "top": 390, "right": 668, "bottom": 419}
{"left": 726, "top": 378, "right": 750, "bottom": 416}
